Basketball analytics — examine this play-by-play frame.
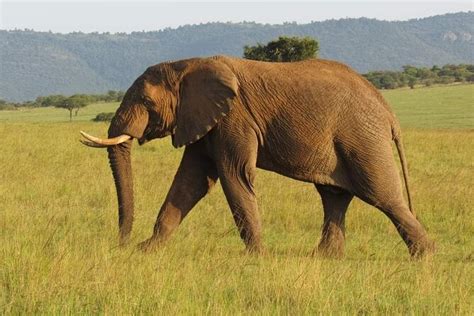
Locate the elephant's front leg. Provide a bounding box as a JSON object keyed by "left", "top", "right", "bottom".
{"left": 139, "top": 143, "right": 218, "bottom": 251}
{"left": 216, "top": 137, "right": 263, "bottom": 254}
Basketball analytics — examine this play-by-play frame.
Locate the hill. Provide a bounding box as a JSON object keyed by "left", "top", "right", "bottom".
{"left": 1, "top": 12, "right": 473, "bottom": 101}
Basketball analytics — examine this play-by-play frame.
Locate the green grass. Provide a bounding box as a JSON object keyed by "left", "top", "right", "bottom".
{"left": 382, "top": 84, "right": 474, "bottom": 129}
{"left": 1, "top": 85, "right": 473, "bottom": 314}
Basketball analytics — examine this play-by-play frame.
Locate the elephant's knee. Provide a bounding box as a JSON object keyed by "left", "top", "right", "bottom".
{"left": 236, "top": 162, "right": 256, "bottom": 195}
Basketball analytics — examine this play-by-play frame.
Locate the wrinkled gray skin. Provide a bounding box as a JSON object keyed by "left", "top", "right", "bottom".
{"left": 103, "top": 56, "right": 433, "bottom": 258}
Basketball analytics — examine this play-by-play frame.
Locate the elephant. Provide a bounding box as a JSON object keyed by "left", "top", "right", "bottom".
{"left": 81, "top": 55, "right": 434, "bottom": 258}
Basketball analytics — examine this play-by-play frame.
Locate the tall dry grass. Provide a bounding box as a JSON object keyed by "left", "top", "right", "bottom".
{"left": 1, "top": 85, "right": 473, "bottom": 313}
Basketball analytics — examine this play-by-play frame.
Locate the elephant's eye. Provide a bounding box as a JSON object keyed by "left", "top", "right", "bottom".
{"left": 143, "top": 97, "right": 153, "bottom": 108}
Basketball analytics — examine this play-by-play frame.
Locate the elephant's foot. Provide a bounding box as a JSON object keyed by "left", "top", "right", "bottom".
{"left": 245, "top": 243, "right": 266, "bottom": 256}
{"left": 315, "top": 227, "right": 345, "bottom": 259}
{"left": 315, "top": 241, "right": 344, "bottom": 259}
{"left": 408, "top": 237, "right": 435, "bottom": 259}
{"left": 119, "top": 237, "right": 130, "bottom": 247}
{"left": 137, "top": 237, "right": 162, "bottom": 253}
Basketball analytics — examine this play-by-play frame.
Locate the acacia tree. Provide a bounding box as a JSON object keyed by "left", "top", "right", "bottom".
{"left": 55, "top": 94, "right": 89, "bottom": 121}
{"left": 243, "top": 36, "right": 319, "bottom": 62}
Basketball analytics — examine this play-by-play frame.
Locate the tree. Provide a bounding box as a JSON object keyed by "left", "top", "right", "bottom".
{"left": 36, "top": 95, "right": 66, "bottom": 107}
{"left": 243, "top": 36, "right": 319, "bottom": 62}
{"left": 402, "top": 65, "right": 418, "bottom": 77}
{"left": 379, "top": 73, "right": 398, "bottom": 89}
{"left": 116, "top": 90, "right": 125, "bottom": 102}
{"left": 55, "top": 94, "right": 89, "bottom": 121}
{"left": 431, "top": 65, "right": 441, "bottom": 73}
{"left": 106, "top": 90, "right": 118, "bottom": 102}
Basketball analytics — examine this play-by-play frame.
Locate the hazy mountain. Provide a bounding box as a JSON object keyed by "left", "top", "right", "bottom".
{"left": 1, "top": 12, "right": 472, "bottom": 101}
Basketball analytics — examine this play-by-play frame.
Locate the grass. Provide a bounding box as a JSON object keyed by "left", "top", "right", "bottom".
{"left": 1, "top": 84, "right": 473, "bottom": 314}
{"left": 382, "top": 84, "right": 474, "bottom": 129}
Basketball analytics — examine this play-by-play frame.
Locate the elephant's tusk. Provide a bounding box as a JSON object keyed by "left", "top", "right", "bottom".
{"left": 80, "top": 131, "right": 132, "bottom": 146}
{"left": 80, "top": 139, "right": 109, "bottom": 148}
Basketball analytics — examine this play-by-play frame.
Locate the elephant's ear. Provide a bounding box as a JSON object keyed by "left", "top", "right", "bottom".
{"left": 172, "top": 60, "right": 238, "bottom": 148}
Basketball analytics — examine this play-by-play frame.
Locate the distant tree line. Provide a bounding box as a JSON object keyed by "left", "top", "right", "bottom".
{"left": 0, "top": 90, "right": 124, "bottom": 111}
{"left": 1, "top": 62, "right": 473, "bottom": 115}
{"left": 363, "top": 64, "right": 474, "bottom": 89}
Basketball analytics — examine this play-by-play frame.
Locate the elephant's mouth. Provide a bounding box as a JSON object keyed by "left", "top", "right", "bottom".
{"left": 138, "top": 124, "right": 154, "bottom": 145}
{"left": 138, "top": 124, "right": 172, "bottom": 145}
{"left": 138, "top": 135, "right": 149, "bottom": 145}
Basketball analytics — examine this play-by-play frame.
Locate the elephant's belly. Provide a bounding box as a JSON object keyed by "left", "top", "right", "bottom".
{"left": 256, "top": 140, "right": 350, "bottom": 189}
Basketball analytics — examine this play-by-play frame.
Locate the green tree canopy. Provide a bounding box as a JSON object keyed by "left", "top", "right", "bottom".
{"left": 54, "top": 94, "right": 90, "bottom": 121}
{"left": 243, "top": 36, "right": 319, "bottom": 62}
{"left": 36, "top": 95, "right": 67, "bottom": 107}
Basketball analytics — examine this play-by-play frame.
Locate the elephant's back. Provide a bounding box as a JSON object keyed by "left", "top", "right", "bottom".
{"left": 216, "top": 55, "right": 398, "bottom": 144}
{"left": 220, "top": 55, "right": 394, "bottom": 110}
{"left": 219, "top": 56, "right": 392, "bottom": 110}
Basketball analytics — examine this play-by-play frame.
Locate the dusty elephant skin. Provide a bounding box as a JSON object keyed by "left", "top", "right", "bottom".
{"left": 81, "top": 56, "right": 434, "bottom": 258}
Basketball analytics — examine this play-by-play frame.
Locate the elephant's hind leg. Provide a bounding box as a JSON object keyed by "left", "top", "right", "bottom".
{"left": 378, "top": 200, "right": 434, "bottom": 257}
{"left": 315, "top": 184, "right": 353, "bottom": 258}
{"left": 347, "top": 143, "right": 434, "bottom": 257}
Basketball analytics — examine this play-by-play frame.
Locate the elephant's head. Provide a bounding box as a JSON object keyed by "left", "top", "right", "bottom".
{"left": 80, "top": 58, "right": 238, "bottom": 244}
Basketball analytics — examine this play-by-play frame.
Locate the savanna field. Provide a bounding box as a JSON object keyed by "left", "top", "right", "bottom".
{"left": 1, "top": 84, "right": 473, "bottom": 314}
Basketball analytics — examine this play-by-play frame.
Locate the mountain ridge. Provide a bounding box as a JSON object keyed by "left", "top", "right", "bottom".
{"left": 1, "top": 12, "right": 472, "bottom": 101}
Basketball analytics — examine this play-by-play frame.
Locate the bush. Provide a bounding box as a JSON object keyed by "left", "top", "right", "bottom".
{"left": 436, "top": 76, "right": 456, "bottom": 85}
{"left": 244, "top": 36, "right": 319, "bottom": 62}
{"left": 424, "top": 79, "right": 434, "bottom": 87}
{"left": 93, "top": 112, "right": 115, "bottom": 122}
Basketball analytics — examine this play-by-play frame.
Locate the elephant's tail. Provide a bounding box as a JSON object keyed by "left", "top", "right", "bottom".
{"left": 392, "top": 125, "right": 416, "bottom": 218}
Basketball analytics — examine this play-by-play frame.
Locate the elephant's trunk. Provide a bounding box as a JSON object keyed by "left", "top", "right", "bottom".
{"left": 80, "top": 99, "right": 148, "bottom": 244}
{"left": 107, "top": 139, "right": 134, "bottom": 245}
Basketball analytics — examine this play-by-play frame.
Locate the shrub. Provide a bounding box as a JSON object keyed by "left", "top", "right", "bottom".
{"left": 93, "top": 112, "right": 115, "bottom": 122}
{"left": 244, "top": 36, "right": 319, "bottom": 62}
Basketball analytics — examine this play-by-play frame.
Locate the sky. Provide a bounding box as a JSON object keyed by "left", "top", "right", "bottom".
{"left": 1, "top": 0, "right": 472, "bottom": 33}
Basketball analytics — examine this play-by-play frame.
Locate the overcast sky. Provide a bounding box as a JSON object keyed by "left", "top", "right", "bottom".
{"left": 1, "top": 1, "right": 472, "bottom": 33}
